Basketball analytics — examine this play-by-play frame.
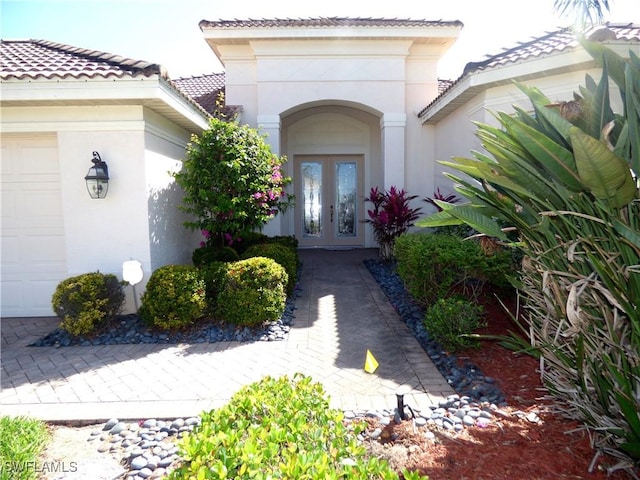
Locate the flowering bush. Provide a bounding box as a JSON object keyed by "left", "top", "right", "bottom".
{"left": 365, "top": 186, "right": 421, "bottom": 260}
{"left": 175, "top": 118, "right": 294, "bottom": 248}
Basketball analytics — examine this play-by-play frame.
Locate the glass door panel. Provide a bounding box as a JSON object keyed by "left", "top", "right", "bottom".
{"left": 335, "top": 161, "right": 357, "bottom": 238}
{"left": 301, "top": 162, "right": 322, "bottom": 238}
{"left": 295, "top": 155, "right": 364, "bottom": 247}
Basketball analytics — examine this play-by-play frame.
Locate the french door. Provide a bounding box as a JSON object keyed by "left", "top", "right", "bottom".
{"left": 294, "top": 155, "right": 364, "bottom": 247}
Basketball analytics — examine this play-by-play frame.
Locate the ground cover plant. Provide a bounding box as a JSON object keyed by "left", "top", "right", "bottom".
{"left": 418, "top": 40, "right": 640, "bottom": 473}
{"left": 169, "top": 374, "right": 428, "bottom": 479}
{"left": 0, "top": 416, "right": 49, "bottom": 480}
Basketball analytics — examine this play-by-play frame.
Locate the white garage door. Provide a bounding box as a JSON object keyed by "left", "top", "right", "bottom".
{"left": 1, "top": 135, "right": 67, "bottom": 317}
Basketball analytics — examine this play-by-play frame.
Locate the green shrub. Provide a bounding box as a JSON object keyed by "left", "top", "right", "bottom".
{"left": 216, "top": 257, "right": 287, "bottom": 327}
{"left": 192, "top": 245, "right": 239, "bottom": 266}
{"left": 199, "top": 261, "right": 228, "bottom": 312}
{"left": 394, "top": 233, "right": 512, "bottom": 305}
{"left": 0, "top": 416, "right": 50, "bottom": 480}
{"left": 424, "top": 297, "right": 485, "bottom": 351}
{"left": 52, "top": 272, "right": 125, "bottom": 336}
{"left": 139, "top": 265, "right": 206, "bottom": 330}
{"left": 233, "top": 232, "right": 299, "bottom": 257}
{"left": 170, "top": 374, "right": 426, "bottom": 480}
{"left": 240, "top": 242, "right": 298, "bottom": 294}
{"left": 231, "top": 231, "right": 269, "bottom": 255}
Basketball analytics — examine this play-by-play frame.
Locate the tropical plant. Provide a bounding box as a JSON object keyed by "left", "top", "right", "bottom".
{"left": 365, "top": 186, "right": 422, "bottom": 260}
{"left": 174, "top": 118, "right": 294, "bottom": 248}
{"left": 553, "top": 0, "right": 610, "bottom": 27}
{"left": 423, "top": 187, "right": 460, "bottom": 211}
{"left": 418, "top": 40, "right": 639, "bottom": 471}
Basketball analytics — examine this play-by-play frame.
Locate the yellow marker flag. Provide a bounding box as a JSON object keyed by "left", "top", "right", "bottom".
{"left": 364, "top": 349, "right": 379, "bottom": 374}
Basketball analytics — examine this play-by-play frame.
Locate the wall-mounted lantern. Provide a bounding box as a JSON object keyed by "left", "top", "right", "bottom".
{"left": 84, "top": 151, "right": 109, "bottom": 199}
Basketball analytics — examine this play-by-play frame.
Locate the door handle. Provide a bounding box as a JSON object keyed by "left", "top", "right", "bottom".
{"left": 330, "top": 205, "right": 334, "bottom": 223}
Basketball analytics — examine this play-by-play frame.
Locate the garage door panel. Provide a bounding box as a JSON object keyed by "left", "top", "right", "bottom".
{"left": 0, "top": 235, "right": 20, "bottom": 265}
{"left": 2, "top": 230, "right": 65, "bottom": 266}
{"left": 22, "top": 187, "right": 63, "bottom": 227}
{"left": 1, "top": 135, "right": 66, "bottom": 317}
{"left": 1, "top": 281, "right": 23, "bottom": 311}
{"left": 1, "top": 187, "right": 18, "bottom": 226}
{"left": 22, "top": 145, "right": 62, "bottom": 176}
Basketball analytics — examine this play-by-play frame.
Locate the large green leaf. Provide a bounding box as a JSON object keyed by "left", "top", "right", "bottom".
{"left": 432, "top": 202, "right": 509, "bottom": 241}
{"left": 571, "top": 127, "right": 636, "bottom": 208}
{"left": 579, "top": 38, "right": 629, "bottom": 95}
{"left": 502, "top": 116, "right": 583, "bottom": 191}
{"left": 624, "top": 62, "right": 640, "bottom": 176}
{"left": 416, "top": 209, "right": 464, "bottom": 228}
{"left": 516, "top": 83, "right": 573, "bottom": 142}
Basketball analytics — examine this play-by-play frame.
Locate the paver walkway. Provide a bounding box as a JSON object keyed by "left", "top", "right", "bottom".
{"left": 0, "top": 248, "right": 453, "bottom": 422}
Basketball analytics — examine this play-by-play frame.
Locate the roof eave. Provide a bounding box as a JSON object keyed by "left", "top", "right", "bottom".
{"left": 0, "top": 75, "right": 211, "bottom": 132}
{"left": 420, "top": 38, "right": 640, "bottom": 124}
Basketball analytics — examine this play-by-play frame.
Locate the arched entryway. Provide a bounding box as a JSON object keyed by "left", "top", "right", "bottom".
{"left": 281, "top": 104, "right": 382, "bottom": 248}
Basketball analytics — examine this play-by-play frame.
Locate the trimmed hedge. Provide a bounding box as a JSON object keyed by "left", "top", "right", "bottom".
{"left": 240, "top": 242, "right": 298, "bottom": 294}
{"left": 215, "top": 257, "right": 287, "bottom": 327}
{"left": 139, "top": 264, "right": 207, "bottom": 330}
{"left": 52, "top": 272, "right": 125, "bottom": 336}
{"left": 394, "top": 232, "right": 512, "bottom": 305}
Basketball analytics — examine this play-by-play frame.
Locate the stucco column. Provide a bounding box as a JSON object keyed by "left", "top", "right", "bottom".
{"left": 381, "top": 113, "right": 406, "bottom": 189}
{"left": 256, "top": 114, "right": 284, "bottom": 236}
{"left": 257, "top": 114, "right": 281, "bottom": 154}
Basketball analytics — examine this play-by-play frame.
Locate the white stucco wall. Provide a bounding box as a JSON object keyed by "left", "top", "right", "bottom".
{"left": 1, "top": 104, "right": 200, "bottom": 315}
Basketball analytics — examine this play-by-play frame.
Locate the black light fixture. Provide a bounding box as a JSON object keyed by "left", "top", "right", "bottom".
{"left": 84, "top": 151, "right": 109, "bottom": 199}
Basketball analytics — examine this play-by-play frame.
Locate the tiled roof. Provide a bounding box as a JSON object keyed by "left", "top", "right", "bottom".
{"left": 0, "top": 39, "right": 166, "bottom": 80}
{"left": 1, "top": 39, "right": 213, "bottom": 125}
{"left": 173, "top": 73, "right": 242, "bottom": 118}
{"left": 419, "top": 23, "right": 640, "bottom": 119}
{"left": 199, "top": 16, "right": 463, "bottom": 30}
{"left": 438, "top": 78, "right": 454, "bottom": 95}
{"left": 460, "top": 23, "right": 639, "bottom": 75}
{"left": 173, "top": 73, "right": 224, "bottom": 98}
{"left": 173, "top": 73, "right": 231, "bottom": 115}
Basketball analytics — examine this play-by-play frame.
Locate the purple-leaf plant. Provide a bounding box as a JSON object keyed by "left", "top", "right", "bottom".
{"left": 365, "top": 186, "right": 422, "bottom": 260}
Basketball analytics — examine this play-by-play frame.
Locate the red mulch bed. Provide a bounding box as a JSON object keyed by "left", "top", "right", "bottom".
{"left": 367, "top": 290, "right": 639, "bottom": 480}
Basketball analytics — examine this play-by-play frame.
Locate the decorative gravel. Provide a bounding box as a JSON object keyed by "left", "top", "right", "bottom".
{"left": 92, "top": 394, "right": 502, "bottom": 479}
{"left": 86, "top": 417, "right": 199, "bottom": 479}
{"left": 364, "top": 258, "right": 505, "bottom": 405}
{"left": 29, "top": 294, "right": 297, "bottom": 348}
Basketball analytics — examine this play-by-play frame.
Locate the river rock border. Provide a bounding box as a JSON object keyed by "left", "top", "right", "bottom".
{"left": 89, "top": 392, "right": 504, "bottom": 479}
